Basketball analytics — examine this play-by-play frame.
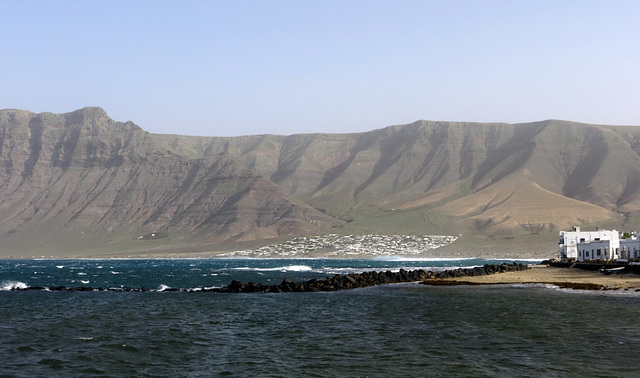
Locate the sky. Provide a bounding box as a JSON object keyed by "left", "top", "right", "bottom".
{"left": 1, "top": 0, "right": 639, "bottom": 136}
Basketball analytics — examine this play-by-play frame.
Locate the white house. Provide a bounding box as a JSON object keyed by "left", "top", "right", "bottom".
{"left": 620, "top": 234, "right": 640, "bottom": 260}
{"left": 558, "top": 226, "right": 620, "bottom": 261}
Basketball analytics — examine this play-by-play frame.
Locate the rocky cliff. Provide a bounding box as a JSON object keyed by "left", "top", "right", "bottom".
{"left": 2, "top": 107, "right": 640, "bottom": 256}
{"left": 0, "top": 108, "right": 340, "bottom": 256}
{"left": 159, "top": 119, "right": 640, "bottom": 236}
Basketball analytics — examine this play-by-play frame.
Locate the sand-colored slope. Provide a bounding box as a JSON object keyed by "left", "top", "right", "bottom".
{"left": 435, "top": 170, "right": 617, "bottom": 235}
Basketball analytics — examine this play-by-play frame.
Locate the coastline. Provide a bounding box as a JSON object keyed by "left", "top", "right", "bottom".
{"left": 424, "top": 265, "right": 640, "bottom": 290}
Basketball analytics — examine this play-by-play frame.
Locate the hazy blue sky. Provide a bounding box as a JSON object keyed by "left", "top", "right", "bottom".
{"left": 2, "top": 0, "right": 639, "bottom": 136}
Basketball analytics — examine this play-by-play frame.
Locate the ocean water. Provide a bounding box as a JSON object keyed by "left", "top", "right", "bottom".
{"left": 2, "top": 258, "right": 640, "bottom": 377}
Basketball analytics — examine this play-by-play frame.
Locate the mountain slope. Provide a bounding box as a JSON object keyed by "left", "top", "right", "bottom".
{"left": 3, "top": 107, "right": 640, "bottom": 256}
{"left": 165, "top": 120, "right": 640, "bottom": 236}
{"left": 0, "top": 108, "right": 341, "bottom": 255}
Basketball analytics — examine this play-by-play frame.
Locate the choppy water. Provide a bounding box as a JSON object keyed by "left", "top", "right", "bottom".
{"left": 2, "top": 258, "right": 640, "bottom": 377}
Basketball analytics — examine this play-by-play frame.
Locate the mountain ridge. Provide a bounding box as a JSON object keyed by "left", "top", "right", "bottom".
{"left": 2, "top": 107, "right": 639, "bottom": 257}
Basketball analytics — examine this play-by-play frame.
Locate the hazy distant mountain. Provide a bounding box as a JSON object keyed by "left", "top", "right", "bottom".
{"left": 2, "top": 107, "right": 639, "bottom": 256}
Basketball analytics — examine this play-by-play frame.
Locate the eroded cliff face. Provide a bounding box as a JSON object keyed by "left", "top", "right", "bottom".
{"left": 0, "top": 108, "right": 341, "bottom": 255}
{"left": 165, "top": 119, "right": 640, "bottom": 236}
{"left": 3, "top": 107, "right": 640, "bottom": 256}
{"left": 193, "top": 120, "right": 640, "bottom": 214}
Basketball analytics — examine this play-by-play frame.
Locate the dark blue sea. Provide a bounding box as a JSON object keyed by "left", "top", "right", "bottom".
{"left": 2, "top": 258, "right": 640, "bottom": 377}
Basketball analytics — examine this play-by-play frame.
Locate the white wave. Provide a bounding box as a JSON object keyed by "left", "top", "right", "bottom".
{"left": 370, "top": 256, "right": 475, "bottom": 262}
{"left": 530, "top": 283, "right": 640, "bottom": 296}
{"left": 78, "top": 272, "right": 87, "bottom": 276}
{"left": 1, "top": 281, "right": 28, "bottom": 290}
{"left": 324, "top": 265, "right": 475, "bottom": 274}
{"left": 323, "top": 265, "right": 484, "bottom": 274}
{"left": 75, "top": 337, "right": 94, "bottom": 341}
{"left": 234, "top": 265, "right": 314, "bottom": 272}
{"left": 56, "top": 265, "right": 64, "bottom": 269}
{"left": 477, "top": 283, "right": 640, "bottom": 297}
{"left": 80, "top": 280, "right": 90, "bottom": 284}
{"left": 110, "top": 271, "right": 121, "bottom": 275}
{"left": 157, "top": 284, "right": 171, "bottom": 291}
{"left": 283, "top": 265, "right": 313, "bottom": 272}
{"left": 188, "top": 286, "right": 222, "bottom": 291}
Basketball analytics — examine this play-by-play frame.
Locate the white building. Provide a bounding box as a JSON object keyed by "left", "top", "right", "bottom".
{"left": 558, "top": 226, "right": 620, "bottom": 261}
{"left": 620, "top": 234, "right": 640, "bottom": 260}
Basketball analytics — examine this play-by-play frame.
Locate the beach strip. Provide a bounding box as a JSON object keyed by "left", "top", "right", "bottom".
{"left": 423, "top": 265, "right": 640, "bottom": 290}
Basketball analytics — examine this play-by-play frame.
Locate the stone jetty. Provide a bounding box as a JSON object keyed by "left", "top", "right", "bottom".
{"left": 11, "top": 263, "right": 529, "bottom": 293}
{"left": 211, "top": 263, "right": 529, "bottom": 293}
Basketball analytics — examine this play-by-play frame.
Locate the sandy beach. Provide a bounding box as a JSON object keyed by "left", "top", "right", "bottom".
{"left": 425, "top": 265, "right": 640, "bottom": 290}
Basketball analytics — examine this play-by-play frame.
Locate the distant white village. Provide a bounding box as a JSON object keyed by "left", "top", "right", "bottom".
{"left": 220, "top": 234, "right": 458, "bottom": 258}
{"left": 558, "top": 226, "right": 640, "bottom": 262}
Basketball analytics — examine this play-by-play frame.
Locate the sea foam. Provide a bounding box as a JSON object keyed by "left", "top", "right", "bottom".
{"left": 234, "top": 265, "right": 314, "bottom": 272}
{"left": 1, "top": 281, "right": 28, "bottom": 291}
{"left": 370, "top": 256, "right": 475, "bottom": 262}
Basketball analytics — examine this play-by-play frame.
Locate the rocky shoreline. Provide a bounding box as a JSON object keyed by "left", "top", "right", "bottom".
{"left": 11, "top": 263, "right": 529, "bottom": 293}
{"left": 423, "top": 264, "right": 640, "bottom": 291}
{"left": 423, "top": 278, "right": 605, "bottom": 290}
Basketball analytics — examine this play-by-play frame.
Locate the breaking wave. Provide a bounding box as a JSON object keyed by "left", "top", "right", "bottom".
{"left": 370, "top": 256, "right": 475, "bottom": 261}
{"left": 234, "top": 265, "right": 314, "bottom": 272}
{"left": 1, "top": 281, "right": 28, "bottom": 291}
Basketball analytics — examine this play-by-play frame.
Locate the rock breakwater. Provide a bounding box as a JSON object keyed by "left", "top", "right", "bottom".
{"left": 10, "top": 263, "right": 529, "bottom": 293}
